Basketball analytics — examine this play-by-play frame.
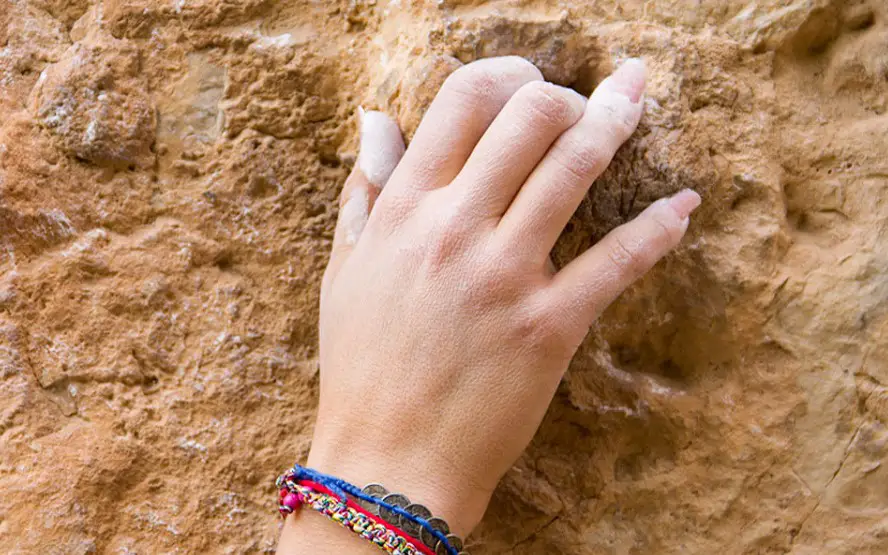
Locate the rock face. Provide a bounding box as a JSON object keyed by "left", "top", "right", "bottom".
{"left": 1, "top": 0, "right": 887, "bottom": 553}
{"left": 30, "top": 36, "right": 156, "bottom": 169}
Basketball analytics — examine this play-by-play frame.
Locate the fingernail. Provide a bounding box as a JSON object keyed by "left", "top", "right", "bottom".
{"left": 339, "top": 187, "right": 369, "bottom": 246}
{"left": 357, "top": 109, "right": 406, "bottom": 188}
{"left": 607, "top": 58, "right": 647, "bottom": 103}
{"left": 669, "top": 189, "right": 702, "bottom": 220}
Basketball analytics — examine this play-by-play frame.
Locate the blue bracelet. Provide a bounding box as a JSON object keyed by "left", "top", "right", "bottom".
{"left": 278, "top": 464, "right": 467, "bottom": 555}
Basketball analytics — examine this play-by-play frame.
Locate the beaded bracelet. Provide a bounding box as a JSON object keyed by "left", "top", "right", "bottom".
{"left": 277, "top": 464, "right": 469, "bottom": 555}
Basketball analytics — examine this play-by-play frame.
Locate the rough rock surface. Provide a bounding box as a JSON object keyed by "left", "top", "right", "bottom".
{"left": 1, "top": 0, "right": 887, "bottom": 553}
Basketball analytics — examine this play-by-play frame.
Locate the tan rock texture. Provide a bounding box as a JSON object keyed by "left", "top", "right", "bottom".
{"left": 1, "top": 0, "right": 887, "bottom": 553}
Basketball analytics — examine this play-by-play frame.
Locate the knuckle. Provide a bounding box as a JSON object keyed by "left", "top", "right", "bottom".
{"left": 608, "top": 234, "right": 651, "bottom": 281}
{"left": 550, "top": 135, "right": 606, "bottom": 181}
{"left": 372, "top": 193, "right": 412, "bottom": 229}
{"left": 520, "top": 301, "right": 579, "bottom": 354}
{"left": 595, "top": 101, "right": 640, "bottom": 142}
{"left": 424, "top": 225, "right": 464, "bottom": 269}
{"left": 470, "top": 272, "right": 509, "bottom": 308}
{"left": 445, "top": 56, "right": 540, "bottom": 102}
{"left": 518, "top": 81, "right": 582, "bottom": 127}
{"left": 507, "top": 301, "right": 551, "bottom": 344}
{"left": 418, "top": 204, "right": 474, "bottom": 270}
{"left": 446, "top": 64, "right": 499, "bottom": 99}
{"left": 606, "top": 109, "right": 638, "bottom": 139}
{"left": 467, "top": 253, "right": 515, "bottom": 300}
{"left": 650, "top": 208, "right": 683, "bottom": 246}
{"left": 493, "top": 55, "right": 542, "bottom": 77}
{"left": 570, "top": 136, "right": 610, "bottom": 170}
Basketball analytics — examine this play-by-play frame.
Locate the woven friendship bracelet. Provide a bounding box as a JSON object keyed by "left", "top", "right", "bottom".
{"left": 278, "top": 480, "right": 432, "bottom": 555}
{"left": 277, "top": 464, "right": 470, "bottom": 555}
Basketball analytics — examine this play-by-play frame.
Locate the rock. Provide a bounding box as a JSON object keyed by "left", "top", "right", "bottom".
{"left": 0, "top": 6, "right": 8, "bottom": 46}
{"left": 30, "top": 34, "right": 156, "bottom": 169}
{"left": 221, "top": 48, "right": 343, "bottom": 140}
{"left": 1, "top": 0, "right": 887, "bottom": 553}
{"left": 392, "top": 54, "right": 463, "bottom": 140}
{"left": 430, "top": 14, "right": 603, "bottom": 87}
{"left": 3, "top": 2, "right": 70, "bottom": 73}
{"left": 0, "top": 205, "right": 76, "bottom": 259}
{"left": 104, "top": 0, "right": 273, "bottom": 38}
{"left": 29, "top": 0, "right": 91, "bottom": 29}
{"left": 0, "top": 322, "right": 26, "bottom": 378}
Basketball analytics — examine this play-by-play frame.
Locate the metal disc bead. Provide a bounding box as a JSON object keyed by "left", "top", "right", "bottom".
{"left": 378, "top": 493, "right": 410, "bottom": 525}
{"left": 435, "top": 534, "right": 464, "bottom": 555}
{"left": 357, "top": 484, "right": 388, "bottom": 516}
{"left": 399, "top": 503, "right": 432, "bottom": 539}
{"left": 421, "top": 517, "right": 450, "bottom": 549}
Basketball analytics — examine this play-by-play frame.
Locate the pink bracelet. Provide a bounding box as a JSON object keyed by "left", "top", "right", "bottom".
{"left": 277, "top": 465, "right": 468, "bottom": 555}
{"left": 279, "top": 479, "right": 436, "bottom": 555}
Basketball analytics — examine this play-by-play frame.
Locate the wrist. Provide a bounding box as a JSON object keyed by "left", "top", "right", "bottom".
{"left": 306, "top": 440, "right": 492, "bottom": 537}
{"left": 278, "top": 509, "right": 381, "bottom": 555}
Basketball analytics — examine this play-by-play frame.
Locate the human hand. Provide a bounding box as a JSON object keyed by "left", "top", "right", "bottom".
{"left": 298, "top": 56, "right": 700, "bottom": 541}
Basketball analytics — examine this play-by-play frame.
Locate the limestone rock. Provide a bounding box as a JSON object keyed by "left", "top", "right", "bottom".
{"left": 431, "top": 14, "right": 603, "bottom": 87}
{"left": 29, "top": 0, "right": 91, "bottom": 29}
{"left": 1, "top": 0, "right": 888, "bottom": 554}
{"left": 391, "top": 54, "right": 464, "bottom": 140}
{"left": 30, "top": 35, "right": 156, "bottom": 169}
{"left": 104, "top": 0, "right": 273, "bottom": 38}
{"left": 0, "top": 6, "right": 8, "bottom": 47}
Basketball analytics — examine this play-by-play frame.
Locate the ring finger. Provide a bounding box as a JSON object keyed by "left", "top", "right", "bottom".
{"left": 496, "top": 59, "right": 648, "bottom": 263}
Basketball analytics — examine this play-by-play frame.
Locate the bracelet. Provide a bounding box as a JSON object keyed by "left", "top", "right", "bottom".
{"left": 279, "top": 480, "right": 432, "bottom": 554}
{"left": 277, "top": 464, "right": 469, "bottom": 555}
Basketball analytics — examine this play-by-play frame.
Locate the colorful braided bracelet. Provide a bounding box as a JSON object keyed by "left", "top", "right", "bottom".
{"left": 277, "top": 465, "right": 470, "bottom": 555}
{"left": 278, "top": 481, "right": 431, "bottom": 554}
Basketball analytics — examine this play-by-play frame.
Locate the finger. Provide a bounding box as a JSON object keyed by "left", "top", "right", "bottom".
{"left": 385, "top": 56, "right": 543, "bottom": 198}
{"left": 545, "top": 257, "right": 557, "bottom": 277}
{"left": 451, "top": 81, "right": 586, "bottom": 220}
{"left": 546, "top": 189, "right": 701, "bottom": 326}
{"left": 324, "top": 110, "right": 405, "bottom": 288}
{"left": 333, "top": 171, "right": 376, "bottom": 254}
{"left": 356, "top": 108, "right": 406, "bottom": 189}
{"left": 498, "top": 59, "right": 647, "bottom": 263}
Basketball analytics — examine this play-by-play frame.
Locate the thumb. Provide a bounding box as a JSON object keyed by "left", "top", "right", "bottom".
{"left": 356, "top": 108, "right": 406, "bottom": 189}
{"left": 324, "top": 109, "right": 405, "bottom": 286}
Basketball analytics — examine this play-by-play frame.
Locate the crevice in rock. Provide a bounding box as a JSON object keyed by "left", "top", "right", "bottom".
{"left": 508, "top": 511, "right": 563, "bottom": 551}
{"left": 785, "top": 415, "right": 867, "bottom": 553}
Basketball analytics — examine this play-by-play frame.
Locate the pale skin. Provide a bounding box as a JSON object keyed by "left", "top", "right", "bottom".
{"left": 277, "top": 56, "right": 701, "bottom": 554}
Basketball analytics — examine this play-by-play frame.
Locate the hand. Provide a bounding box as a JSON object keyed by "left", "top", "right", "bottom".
{"left": 281, "top": 56, "right": 700, "bottom": 550}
